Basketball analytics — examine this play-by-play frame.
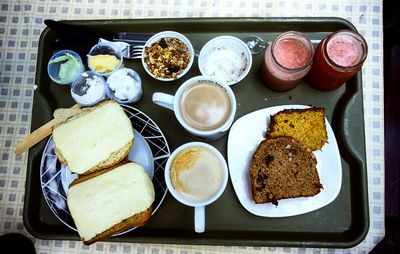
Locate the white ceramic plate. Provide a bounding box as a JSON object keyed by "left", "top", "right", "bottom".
{"left": 227, "top": 105, "right": 342, "bottom": 217}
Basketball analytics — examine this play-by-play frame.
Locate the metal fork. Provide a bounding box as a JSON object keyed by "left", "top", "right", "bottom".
{"left": 122, "top": 45, "right": 144, "bottom": 59}
{"left": 124, "top": 45, "right": 200, "bottom": 59}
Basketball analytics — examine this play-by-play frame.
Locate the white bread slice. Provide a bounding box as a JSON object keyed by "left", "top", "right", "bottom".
{"left": 67, "top": 162, "right": 155, "bottom": 245}
{"left": 52, "top": 100, "right": 134, "bottom": 175}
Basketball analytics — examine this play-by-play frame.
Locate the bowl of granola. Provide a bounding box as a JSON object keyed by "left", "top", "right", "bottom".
{"left": 142, "top": 31, "right": 194, "bottom": 81}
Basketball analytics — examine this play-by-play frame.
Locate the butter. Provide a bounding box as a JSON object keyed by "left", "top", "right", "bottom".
{"left": 89, "top": 54, "right": 120, "bottom": 73}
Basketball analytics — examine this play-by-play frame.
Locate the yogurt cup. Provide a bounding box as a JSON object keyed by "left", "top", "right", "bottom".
{"left": 105, "top": 68, "right": 143, "bottom": 104}
{"left": 71, "top": 71, "right": 106, "bottom": 106}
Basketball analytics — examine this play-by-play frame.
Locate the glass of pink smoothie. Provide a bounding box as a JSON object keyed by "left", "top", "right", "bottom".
{"left": 260, "top": 31, "right": 314, "bottom": 91}
{"left": 306, "top": 30, "right": 368, "bottom": 91}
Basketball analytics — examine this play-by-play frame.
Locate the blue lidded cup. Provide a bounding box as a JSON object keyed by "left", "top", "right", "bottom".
{"left": 87, "top": 43, "right": 123, "bottom": 77}
{"left": 71, "top": 71, "right": 106, "bottom": 107}
{"left": 105, "top": 68, "right": 142, "bottom": 104}
{"left": 47, "top": 50, "right": 84, "bottom": 85}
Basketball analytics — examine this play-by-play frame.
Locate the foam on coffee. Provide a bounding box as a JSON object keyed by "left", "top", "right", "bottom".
{"left": 180, "top": 81, "right": 231, "bottom": 131}
{"left": 170, "top": 146, "right": 223, "bottom": 201}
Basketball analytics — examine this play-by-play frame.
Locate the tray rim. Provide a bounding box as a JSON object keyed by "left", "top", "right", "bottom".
{"left": 23, "top": 16, "right": 369, "bottom": 248}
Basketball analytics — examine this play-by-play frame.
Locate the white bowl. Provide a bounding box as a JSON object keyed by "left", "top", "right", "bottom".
{"left": 198, "top": 36, "right": 252, "bottom": 85}
{"left": 141, "top": 31, "right": 194, "bottom": 81}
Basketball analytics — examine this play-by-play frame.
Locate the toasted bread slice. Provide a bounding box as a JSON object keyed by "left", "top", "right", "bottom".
{"left": 67, "top": 162, "right": 155, "bottom": 245}
{"left": 249, "top": 136, "right": 322, "bottom": 205}
{"left": 52, "top": 100, "right": 134, "bottom": 175}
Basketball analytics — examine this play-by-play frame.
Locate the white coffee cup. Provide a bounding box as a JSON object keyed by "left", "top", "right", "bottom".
{"left": 164, "top": 142, "right": 229, "bottom": 233}
{"left": 152, "top": 75, "right": 237, "bottom": 140}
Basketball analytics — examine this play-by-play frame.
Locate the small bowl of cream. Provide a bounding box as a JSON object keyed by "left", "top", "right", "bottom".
{"left": 71, "top": 71, "right": 106, "bottom": 106}
{"left": 105, "top": 68, "right": 142, "bottom": 104}
{"left": 198, "top": 36, "right": 252, "bottom": 85}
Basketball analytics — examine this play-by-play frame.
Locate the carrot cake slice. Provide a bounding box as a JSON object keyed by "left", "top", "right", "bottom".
{"left": 267, "top": 107, "right": 328, "bottom": 151}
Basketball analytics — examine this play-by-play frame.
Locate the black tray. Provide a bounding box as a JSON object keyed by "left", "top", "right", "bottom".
{"left": 23, "top": 17, "right": 369, "bottom": 248}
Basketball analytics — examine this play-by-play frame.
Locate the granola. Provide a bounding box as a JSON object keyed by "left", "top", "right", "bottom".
{"left": 144, "top": 37, "right": 191, "bottom": 79}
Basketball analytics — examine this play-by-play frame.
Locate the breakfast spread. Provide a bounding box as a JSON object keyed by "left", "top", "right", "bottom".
{"left": 52, "top": 100, "right": 134, "bottom": 175}
{"left": 266, "top": 107, "right": 328, "bottom": 151}
{"left": 67, "top": 162, "right": 155, "bottom": 245}
{"left": 37, "top": 27, "right": 362, "bottom": 239}
{"left": 144, "top": 37, "right": 191, "bottom": 79}
{"left": 249, "top": 136, "right": 323, "bottom": 205}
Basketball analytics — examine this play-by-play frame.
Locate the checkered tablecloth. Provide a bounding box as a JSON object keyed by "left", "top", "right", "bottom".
{"left": 0, "top": 0, "right": 384, "bottom": 253}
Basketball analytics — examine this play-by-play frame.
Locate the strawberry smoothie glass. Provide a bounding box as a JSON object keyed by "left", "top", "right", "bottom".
{"left": 260, "top": 31, "right": 314, "bottom": 91}
{"left": 306, "top": 30, "right": 368, "bottom": 91}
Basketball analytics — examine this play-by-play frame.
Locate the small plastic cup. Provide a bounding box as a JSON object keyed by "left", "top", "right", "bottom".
{"left": 105, "top": 68, "right": 143, "bottom": 104}
{"left": 71, "top": 71, "right": 106, "bottom": 107}
{"left": 87, "top": 42, "right": 123, "bottom": 76}
{"left": 47, "top": 50, "right": 84, "bottom": 85}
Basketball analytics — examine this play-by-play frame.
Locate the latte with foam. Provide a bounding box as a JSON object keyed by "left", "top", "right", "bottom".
{"left": 179, "top": 81, "right": 231, "bottom": 131}
{"left": 170, "top": 146, "right": 224, "bottom": 201}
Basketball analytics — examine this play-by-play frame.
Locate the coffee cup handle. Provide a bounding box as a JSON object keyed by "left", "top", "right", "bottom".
{"left": 152, "top": 92, "right": 175, "bottom": 111}
{"left": 194, "top": 206, "right": 205, "bottom": 233}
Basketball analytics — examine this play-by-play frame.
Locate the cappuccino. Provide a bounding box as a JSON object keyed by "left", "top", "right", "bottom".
{"left": 170, "top": 146, "right": 224, "bottom": 201}
{"left": 179, "top": 81, "right": 231, "bottom": 131}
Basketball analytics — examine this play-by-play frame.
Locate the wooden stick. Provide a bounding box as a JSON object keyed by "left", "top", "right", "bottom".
{"left": 15, "top": 104, "right": 81, "bottom": 156}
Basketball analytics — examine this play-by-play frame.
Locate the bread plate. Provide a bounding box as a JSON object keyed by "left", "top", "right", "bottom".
{"left": 40, "top": 105, "right": 170, "bottom": 233}
{"left": 227, "top": 105, "right": 342, "bottom": 217}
